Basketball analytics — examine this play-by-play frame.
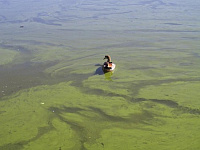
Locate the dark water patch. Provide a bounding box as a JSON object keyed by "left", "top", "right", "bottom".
{"left": 139, "top": 0, "right": 165, "bottom": 5}
{"left": 133, "top": 98, "right": 200, "bottom": 115}
{"left": 177, "top": 106, "right": 200, "bottom": 115}
{"left": 76, "top": 76, "right": 200, "bottom": 107}
{"left": 31, "top": 123, "right": 55, "bottom": 142}
{"left": 92, "top": 11, "right": 133, "bottom": 19}
{"left": 0, "top": 141, "right": 25, "bottom": 150}
{"left": 67, "top": 72, "right": 93, "bottom": 88}
{"left": 0, "top": 0, "right": 9, "bottom": 5}
{"left": 138, "top": 0, "right": 176, "bottom": 9}
{"left": 0, "top": 110, "right": 6, "bottom": 114}
{"left": 37, "top": 12, "right": 49, "bottom": 17}
{"left": 149, "top": 99, "right": 178, "bottom": 108}
{"left": 81, "top": 86, "right": 130, "bottom": 101}
{"left": 192, "top": 52, "right": 200, "bottom": 58}
{"left": 0, "top": 56, "right": 94, "bottom": 98}
{"left": 62, "top": 120, "right": 87, "bottom": 150}
{"left": 79, "top": 7, "right": 118, "bottom": 12}
{"left": 182, "top": 37, "right": 200, "bottom": 40}
{"left": 58, "top": 29, "right": 92, "bottom": 32}
{"left": 49, "top": 106, "right": 85, "bottom": 114}
{"left": 124, "top": 29, "right": 200, "bottom": 33}
{"left": 31, "top": 17, "right": 62, "bottom": 26}
{"left": 0, "top": 15, "right": 6, "bottom": 22}
{"left": 9, "top": 39, "right": 64, "bottom": 47}
{"left": 62, "top": 106, "right": 85, "bottom": 113}
{"left": 0, "top": 61, "right": 61, "bottom": 99}
{"left": 158, "top": 29, "right": 199, "bottom": 33}
{"left": 131, "top": 110, "right": 154, "bottom": 124}
{"left": 179, "top": 62, "right": 193, "bottom": 66}
{"left": 89, "top": 107, "right": 127, "bottom": 122}
{"left": 7, "top": 19, "right": 29, "bottom": 24}
{"left": 70, "top": 53, "right": 97, "bottom": 61}
{"left": 131, "top": 66, "right": 155, "bottom": 70}
{"left": 0, "top": 14, "right": 61, "bottom": 25}
{"left": 0, "top": 43, "right": 31, "bottom": 54}
{"left": 129, "top": 78, "right": 200, "bottom": 98}
{"left": 89, "top": 107, "right": 154, "bottom": 124}
{"left": 164, "top": 23, "right": 182, "bottom": 26}
{"left": 55, "top": 11, "right": 61, "bottom": 16}
{"left": 132, "top": 98, "right": 147, "bottom": 102}
{"left": 0, "top": 18, "right": 29, "bottom": 24}
{"left": 91, "top": 41, "right": 147, "bottom": 50}
{"left": 0, "top": 122, "right": 55, "bottom": 150}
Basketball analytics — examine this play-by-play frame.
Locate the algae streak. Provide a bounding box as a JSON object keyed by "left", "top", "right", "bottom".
{"left": 0, "top": 82, "right": 200, "bottom": 150}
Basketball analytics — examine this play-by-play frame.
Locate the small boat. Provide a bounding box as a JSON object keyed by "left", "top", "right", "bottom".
{"left": 102, "top": 55, "right": 116, "bottom": 72}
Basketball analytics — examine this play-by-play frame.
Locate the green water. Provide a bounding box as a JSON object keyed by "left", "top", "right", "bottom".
{"left": 0, "top": 0, "right": 200, "bottom": 149}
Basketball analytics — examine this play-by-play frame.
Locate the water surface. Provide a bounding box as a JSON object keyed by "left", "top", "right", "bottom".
{"left": 0, "top": 0, "right": 200, "bottom": 149}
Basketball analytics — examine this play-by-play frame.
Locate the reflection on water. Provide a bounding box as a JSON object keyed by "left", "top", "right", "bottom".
{"left": 94, "top": 64, "right": 104, "bottom": 75}
{"left": 104, "top": 71, "right": 113, "bottom": 81}
{"left": 94, "top": 64, "right": 114, "bottom": 81}
{"left": 0, "top": 0, "right": 200, "bottom": 149}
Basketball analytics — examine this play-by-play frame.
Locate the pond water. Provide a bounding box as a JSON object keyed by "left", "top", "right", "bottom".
{"left": 0, "top": 0, "right": 200, "bottom": 149}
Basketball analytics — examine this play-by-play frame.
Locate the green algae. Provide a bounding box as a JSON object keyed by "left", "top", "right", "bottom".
{"left": 0, "top": 48, "right": 19, "bottom": 65}
{"left": 137, "top": 81, "right": 200, "bottom": 110}
{"left": 0, "top": 0, "right": 200, "bottom": 149}
{"left": 1, "top": 37, "right": 200, "bottom": 150}
{"left": 0, "top": 81, "right": 200, "bottom": 150}
{"left": 1, "top": 36, "right": 200, "bottom": 150}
